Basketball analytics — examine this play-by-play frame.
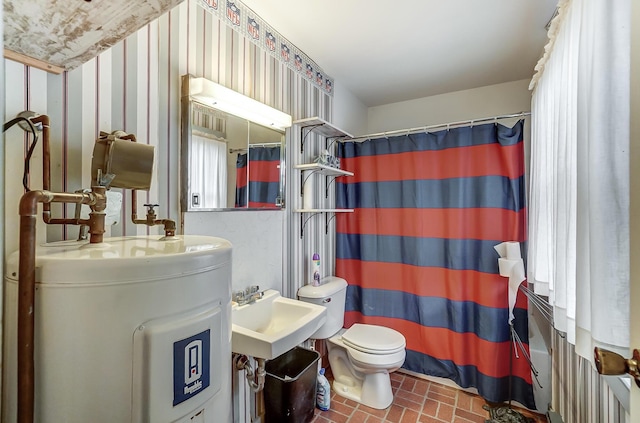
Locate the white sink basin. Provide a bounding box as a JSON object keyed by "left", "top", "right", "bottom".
{"left": 231, "top": 289, "right": 326, "bottom": 360}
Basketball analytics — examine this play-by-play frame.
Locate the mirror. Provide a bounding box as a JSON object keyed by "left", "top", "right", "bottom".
{"left": 180, "top": 75, "right": 291, "bottom": 211}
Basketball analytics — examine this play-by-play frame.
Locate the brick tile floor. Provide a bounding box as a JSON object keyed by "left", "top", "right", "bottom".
{"left": 311, "top": 372, "right": 546, "bottom": 423}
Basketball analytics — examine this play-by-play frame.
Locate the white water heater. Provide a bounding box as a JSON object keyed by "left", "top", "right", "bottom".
{"left": 3, "top": 235, "right": 232, "bottom": 423}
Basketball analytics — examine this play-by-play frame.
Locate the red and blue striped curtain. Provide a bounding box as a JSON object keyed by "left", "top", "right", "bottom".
{"left": 335, "top": 121, "right": 535, "bottom": 409}
{"left": 235, "top": 146, "right": 281, "bottom": 208}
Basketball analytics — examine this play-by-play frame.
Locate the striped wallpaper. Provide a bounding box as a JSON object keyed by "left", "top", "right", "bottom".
{"left": 3, "top": 0, "right": 331, "bottom": 263}
{"left": 3, "top": 3, "right": 331, "bottom": 419}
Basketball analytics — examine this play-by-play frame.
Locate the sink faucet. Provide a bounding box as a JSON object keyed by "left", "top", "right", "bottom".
{"left": 232, "top": 285, "right": 264, "bottom": 305}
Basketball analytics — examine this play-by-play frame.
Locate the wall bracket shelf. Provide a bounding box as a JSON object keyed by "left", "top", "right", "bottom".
{"left": 293, "top": 117, "right": 353, "bottom": 153}
{"left": 294, "top": 163, "right": 354, "bottom": 197}
{"left": 293, "top": 118, "right": 355, "bottom": 238}
{"left": 294, "top": 209, "right": 354, "bottom": 238}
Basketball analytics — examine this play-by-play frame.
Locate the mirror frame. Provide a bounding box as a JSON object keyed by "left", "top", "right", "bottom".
{"left": 180, "top": 74, "right": 290, "bottom": 212}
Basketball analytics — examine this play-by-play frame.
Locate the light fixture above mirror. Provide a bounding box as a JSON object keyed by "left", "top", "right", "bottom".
{"left": 187, "top": 76, "right": 292, "bottom": 131}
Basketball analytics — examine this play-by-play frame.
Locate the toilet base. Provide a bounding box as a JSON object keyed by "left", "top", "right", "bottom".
{"left": 332, "top": 371, "right": 394, "bottom": 410}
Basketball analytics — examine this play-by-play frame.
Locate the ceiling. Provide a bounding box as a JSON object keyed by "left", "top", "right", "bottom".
{"left": 3, "top": 0, "right": 184, "bottom": 72}
{"left": 239, "top": 0, "right": 558, "bottom": 107}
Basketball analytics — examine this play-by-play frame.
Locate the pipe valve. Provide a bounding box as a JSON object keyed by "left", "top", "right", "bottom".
{"left": 143, "top": 203, "right": 159, "bottom": 222}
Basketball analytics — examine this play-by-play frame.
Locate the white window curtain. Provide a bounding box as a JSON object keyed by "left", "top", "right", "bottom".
{"left": 528, "top": 0, "right": 630, "bottom": 359}
{"left": 190, "top": 134, "right": 227, "bottom": 208}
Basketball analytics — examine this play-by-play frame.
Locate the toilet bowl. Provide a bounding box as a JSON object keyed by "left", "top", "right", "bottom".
{"left": 297, "top": 277, "right": 406, "bottom": 409}
{"left": 327, "top": 324, "right": 406, "bottom": 409}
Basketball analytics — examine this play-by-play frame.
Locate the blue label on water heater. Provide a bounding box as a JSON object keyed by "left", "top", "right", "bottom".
{"left": 173, "top": 329, "right": 211, "bottom": 406}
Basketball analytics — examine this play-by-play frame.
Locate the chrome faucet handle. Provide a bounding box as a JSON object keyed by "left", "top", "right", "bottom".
{"left": 232, "top": 290, "right": 246, "bottom": 303}
{"left": 249, "top": 285, "right": 260, "bottom": 294}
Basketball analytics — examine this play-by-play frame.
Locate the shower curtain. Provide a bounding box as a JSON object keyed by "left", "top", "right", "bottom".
{"left": 335, "top": 121, "right": 535, "bottom": 409}
{"left": 235, "top": 146, "right": 281, "bottom": 208}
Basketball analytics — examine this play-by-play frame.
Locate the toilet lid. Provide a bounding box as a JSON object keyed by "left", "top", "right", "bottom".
{"left": 341, "top": 324, "right": 406, "bottom": 354}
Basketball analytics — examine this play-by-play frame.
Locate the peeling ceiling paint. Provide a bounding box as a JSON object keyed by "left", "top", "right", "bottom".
{"left": 4, "top": 0, "right": 185, "bottom": 70}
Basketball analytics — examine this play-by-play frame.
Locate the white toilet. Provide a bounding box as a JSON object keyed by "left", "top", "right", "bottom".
{"left": 298, "top": 277, "right": 406, "bottom": 409}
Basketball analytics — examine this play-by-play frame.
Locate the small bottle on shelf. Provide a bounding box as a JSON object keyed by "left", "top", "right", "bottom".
{"left": 311, "top": 253, "right": 321, "bottom": 286}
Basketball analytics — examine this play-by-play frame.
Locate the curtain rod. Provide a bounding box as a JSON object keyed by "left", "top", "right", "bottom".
{"left": 229, "top": 142, "right": 281, "bottom": 153}
{"left": 342, "top": 111, "right": 531, "bottom": 143}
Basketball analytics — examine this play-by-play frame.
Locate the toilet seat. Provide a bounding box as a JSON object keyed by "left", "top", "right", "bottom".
{"left": 341, "top": 324, "right": 406, "bottom": 355}
{"left": 328, "top": 332, "right": 406, "bottom": 371}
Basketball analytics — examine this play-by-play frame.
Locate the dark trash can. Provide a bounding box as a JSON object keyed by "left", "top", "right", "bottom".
{"left": 264, "top": 347, "right": 320, "bottom": 423}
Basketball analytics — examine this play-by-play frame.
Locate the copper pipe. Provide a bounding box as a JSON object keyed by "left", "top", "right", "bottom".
{"left": 130, "top": 190, "right": 177, "bottom": 237}
{"left": 43, "top": 218, "right": 86, "bottom": 225}
{"left": 131, "top": 189, "right": 141, "bottom": 224}
{"left": 124, "top": 133, "right": 177, "bottom": 237}
{"left": 28, "top": 115, "right": 52, "bottom": 217}
{"left": 17, "top": 189, "right": 106, "bottom": 423}
{"left": 18, "top": 208, "right": 37, "bottom": 423}
{"left": 29, "top": 115, "right": 82, "bottom": 227}
{"left": 89, "top": 186, "right": 107, "bottom": 244}
{"left": 30, "top": 115, "right": 51, "bottom": 192}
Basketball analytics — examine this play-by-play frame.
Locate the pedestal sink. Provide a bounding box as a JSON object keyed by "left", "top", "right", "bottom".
{"left": 231, "top": 289, "right": 327, "bottom": 360}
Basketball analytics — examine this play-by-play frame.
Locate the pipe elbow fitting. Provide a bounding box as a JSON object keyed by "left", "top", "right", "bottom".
{"left": 19, "top": 190, "right": 53, "bottom": 215}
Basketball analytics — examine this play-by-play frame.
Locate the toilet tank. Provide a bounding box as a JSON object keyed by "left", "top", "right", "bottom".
{"left": 297, "top": 276, "right": 348, "bottom": 339}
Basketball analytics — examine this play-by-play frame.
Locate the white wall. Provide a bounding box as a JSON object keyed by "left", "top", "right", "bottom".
{"left": 183, "top": 210, "right": 285, "bottom": 294}
{"left": 367, "top": 79, "right": 532, "bottom": 133}
{"left": 332, "top": 79, "right": 368, "bottom": 136}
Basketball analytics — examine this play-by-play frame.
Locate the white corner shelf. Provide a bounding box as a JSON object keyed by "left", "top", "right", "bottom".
{"left": 295, "top": 163, "right": 353, "bottom": 199}
{"left": 293, "top": 117, "right": 356, "bottom": 238}
{"left": 293, "top": 117, "right": 354, "bottom": 139}
{"left": 294, "top": 163, "right": 354, "bottom": 177}
{"left": 293, "top": 117, "right": 353, "bottom": 153}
